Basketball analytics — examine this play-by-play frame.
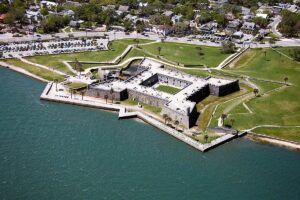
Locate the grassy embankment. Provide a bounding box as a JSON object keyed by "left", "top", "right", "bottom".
{"left": 210, "top": 47, "right": 300, "bottom": 142}
{"left": 4, "top": 58, "right": 65, "bottom": 81}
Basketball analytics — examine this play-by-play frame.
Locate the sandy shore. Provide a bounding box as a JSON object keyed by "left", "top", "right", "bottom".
{"left": 0, "top": 61, "right": 49, "bottom": 83}
{"left": 246, "top": 134, "right": 300, "bottom": 151}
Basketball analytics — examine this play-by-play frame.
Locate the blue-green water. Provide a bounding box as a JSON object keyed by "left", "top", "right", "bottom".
{"left": 0, "top": 68, "right": 300, "bottom": 200}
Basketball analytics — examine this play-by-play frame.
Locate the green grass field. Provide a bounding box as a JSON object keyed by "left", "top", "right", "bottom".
{"left": 25, "top": 39, "right": 153, "bottom": 73}
{"left": 210, "top": 47, "right": 300, "bottom": 142}
{"left": 141, "top": 42, "right": 232, "bottom": 67}
{"left": 4, "top": 59, "right": 65, "bottom": 81}
{"left": 156, "top": 85, "right": 181, "bottom": 94}
{"left": 121, "top": 99, "right": 162, "bottom": 113}
{"left": 253, "top": 127, "right": 300, "bottom": 143}
{"left": 65, "top": 82, "right": 87, "bottom": 89}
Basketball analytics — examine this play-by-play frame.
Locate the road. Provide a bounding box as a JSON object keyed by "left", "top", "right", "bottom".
{"left": 1, "top": 30, "right": 300, "bottom": 48}
{"left": 269, "top": 15, "right": 282, "bottom": 37}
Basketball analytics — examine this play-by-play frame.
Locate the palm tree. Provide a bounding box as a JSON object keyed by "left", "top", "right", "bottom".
{"left": 74, "top": 58, "right": 83, "bottom": 75}
{"left": 69, "top": 88, "right": 73, "bottom": 99}
{"left": 110, "top": 88, "right": 114, "bottom": 103}
{"left": 263, "top": 50, "right": 267, "bottom": 60}
{"left": 167, "top": 117, "right": 172, "bottom": 126}
{"left": 230, "top": 118, "right": 235, "bottom": 127}
{"left": 54, "top": 79, "right": 58, "bottom": 92}
{"left": 174, "top": 120, "right": 179, "bottom": 130}
{"left": 80, "top": 91, "right": 85, "bottom": 100}
{"left": 104, "top": 94, "right": 108, "bottom": 104}
{"left": 157, "top": 46, "right": 162, "bottom": 55}
{"left": 163, "top": 114, "right": 168, "bottom": 124}
{"left": 221, "top": 113, "right": 227, "bottom": 126}
{"left": 253, "top": 88, "right": 259, "bottom": 97}
{"left": 284, "top": 77, "right": 288, "bottom": 84}
{"left": 112, "top": 94, "right": 115, "bottom": 103}
{"left": 204, "top": 134, "right": 209, "bottom": 143}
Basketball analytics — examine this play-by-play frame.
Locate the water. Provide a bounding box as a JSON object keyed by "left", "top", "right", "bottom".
{"left": 0, "top": 67, "right": 300, "bottom": 200}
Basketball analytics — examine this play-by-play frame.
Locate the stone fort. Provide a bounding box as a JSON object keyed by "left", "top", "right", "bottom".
{"left": 86, "top": 59, "right": 240, "bottom": 128}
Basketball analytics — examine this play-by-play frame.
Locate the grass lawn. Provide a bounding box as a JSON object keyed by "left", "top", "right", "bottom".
{"left": 65, "top": 82, "right": 87, "bottom": 89}
{"left": 156, "top": 85, "right": 181, "bottom": 94}
{"left": 193, "top": 133, "right": 220, "bottom": 144}
{"left": 121, "top": 99, "right": 162, "bottom": 113}
{"left": 253, "top": 127, "right": 300, "bottom": 143}
{"left": 197, "top": 83, "right": 253, "bottom": 131}
{"left": 25, "top": 39, "right": 153, "bottom": 73}
{"left": 210, "top": 48, "right": 300, "bottom": 142}
{"left": 4, "top": 58, "right": 65, "bottom": 81}
{"left": 141, "top": 42, "right": 232, "bottom": 67}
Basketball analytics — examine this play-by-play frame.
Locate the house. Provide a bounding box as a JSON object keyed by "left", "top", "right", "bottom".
{"left": 58, "top": 10, "right": 75, "bottom": 18}
{"left": 241, "top": 22, "right": 256, "bottom": 34}
{"left": 25, "top": 10, "right": 40, "bottom": 24}
{"left": 199, "top": 22, "right": 218, "bottom": 34}
{"left": 240, "top": 6, "right": 251, "bottom": 15}
{"left": 139, "top": 2, "right": 148, "bottom": 8}
{"left": 0, "top": 14, "right": 7, "bottom": 23}
{"left": 118, "top": 5, "right": 129, "bottom": 13}
{"left": 151, "top": 25, "right": 171, "bottom": 36}
{"left": 171, "top": 15, "right": 182, "bottom": 24}
{"left": 163, "top": 10, "right": 174, "bottom": 17}
{"left": 40, "top": 1, "right": 58, "bottom": 10}
{"left": 225, "top": 20, "right": 241, "bottom": 35}
{"left": 256, "top": 13, "right": 268, "bottom": 19}
{"left": 102, "top": 5, "right": 116, "bottom": 10}
{"left": 124, "top": 14, "right": 138, "bottom": 23}
{"left": 69, "top": 20, "right": 84, "bottom": 28}
{"left": 225, "top": 12, "right": 235, "bottom": 21}
{"left": 232, "top": 31, "right": 244, "bottom": 39}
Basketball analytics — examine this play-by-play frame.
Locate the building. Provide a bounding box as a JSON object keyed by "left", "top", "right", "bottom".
{"left": 199, "top": 22, "right": 218, "bottom": 34}
{"left": 241, "top": 22, "right": 256, "bottom": 34}
{"left": 86, "top": 59, "right": 240, "bottom": 128}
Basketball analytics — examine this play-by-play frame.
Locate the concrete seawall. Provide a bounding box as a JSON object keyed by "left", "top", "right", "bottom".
{"left": 40, "top": 83, "right": 237, "bottom": 152}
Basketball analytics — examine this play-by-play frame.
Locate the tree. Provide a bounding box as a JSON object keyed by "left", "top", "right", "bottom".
{"left": 104, "top": 94, "right": 108, "bottom": 104}
{"left": 157, "top": 46, "right": 162, "bottom": 55}
{"left": 110, "top": 88, "right": 114, "bottom": 103}
{"left": 221, "top": 114, "right": 227, "bottom": 126}
{"left": 278, "top": 10, "right": 300, "bottom": 37}
{"left": 54, "top": 79, "right": 58, "bottom": 92}
{"left": 74, "top": 58, "right": 83, "bottom": 74}
{"left": 253, "top": 88, "right": 259, "bottom": 96}
{"left": 263, "top": 50, "right": 267, "bottom": 60}
{"left": 284, "top": 77, "right": 289, "bottom": 84}
{"left": 69, "top": 88, "right": 73, "bottom": 99}
{"left": 163, "top": 114, "right": 168, "bottom": 124}
{"left": 40, "top": 7, "right": 49, "bottom": 16}
{"left": 230, "top": 118, "right": 235, "bottom": 127}
{"left": 167, "top": 117, "right": 172, "bottom": 125}
{"left": 174, "top": 120, "right": 179, "bottom": 130}
{"left": 221, "top": 41, "right": 236, "bottom": 54}
{"left": 253, "top": 17, "right": 268, "bottom": 28}
{"left": 291, "top": 49, "right": 300, "bottom": 62}
{"left": 80, "top": 90, "right": 85, "bottom": 100}
{"left": 204, "top": 134, "right": 209, "bottom": 143}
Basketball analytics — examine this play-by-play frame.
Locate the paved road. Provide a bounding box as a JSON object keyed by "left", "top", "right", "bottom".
{"left": 1, "top": 30, "right": 300, "bottom": 48}
{"left": 269, "top": 16, "right": 282, "bottom": 37}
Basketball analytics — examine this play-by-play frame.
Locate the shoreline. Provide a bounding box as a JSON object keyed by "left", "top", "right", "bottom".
{"left": 0, "top": 61, "right": 49, "bottom": 83}
{"left": 1, "top": 63, "right": 300, "bottom": 153}
{"left": 246, "top": 133, "right": 300, "bottom": 151}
